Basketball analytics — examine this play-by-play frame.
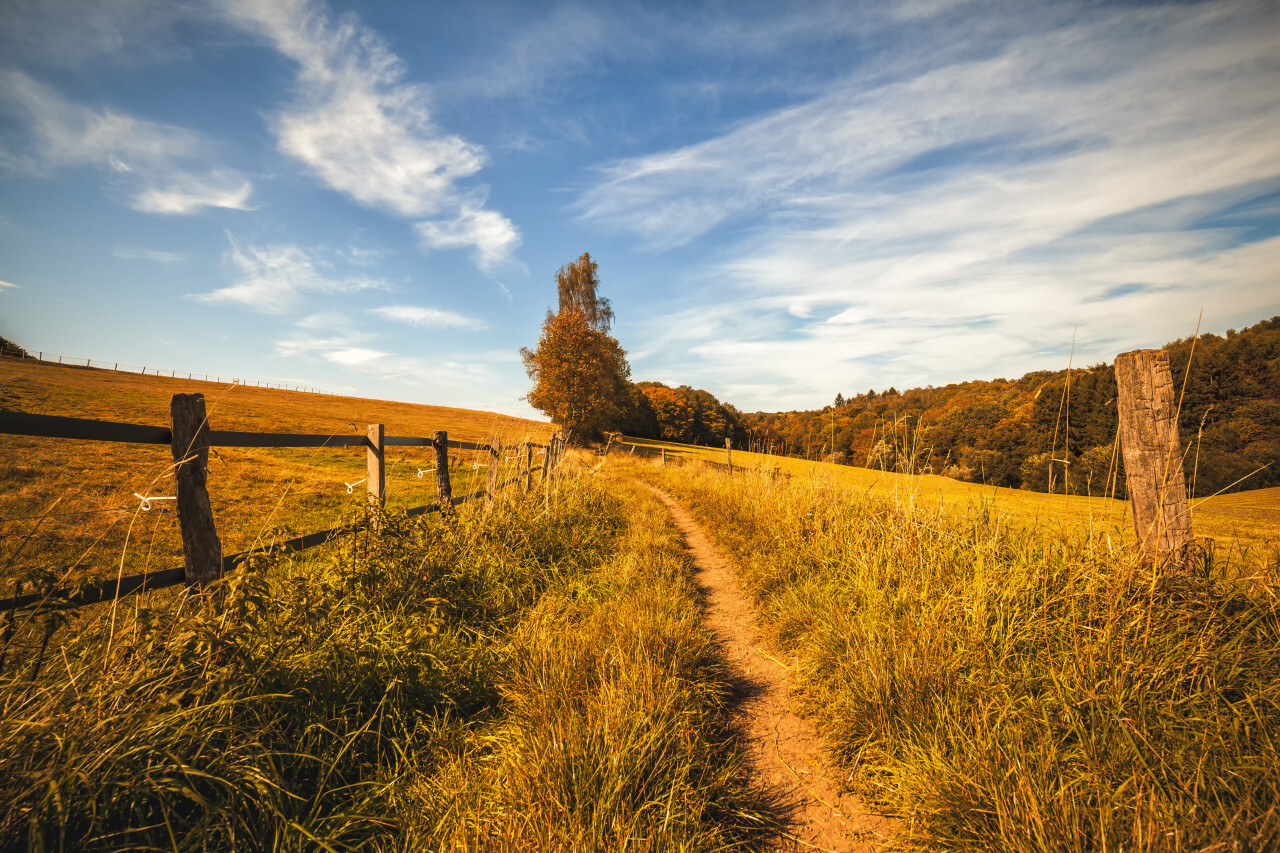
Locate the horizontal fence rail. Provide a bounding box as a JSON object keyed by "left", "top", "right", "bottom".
{"left": 0, "top": 412, "right": 519, "bottom": 453}
{"left": 0, "top": 395, "right": 564, "bottom": 614}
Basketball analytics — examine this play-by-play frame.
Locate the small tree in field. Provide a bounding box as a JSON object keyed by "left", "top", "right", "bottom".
{"left": 522, "top": 253, "right": 630, "bottom": 444}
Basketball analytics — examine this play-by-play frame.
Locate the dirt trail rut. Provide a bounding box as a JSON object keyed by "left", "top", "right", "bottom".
{"left": 633, "top": 480, "right": 896, "bottom": 852}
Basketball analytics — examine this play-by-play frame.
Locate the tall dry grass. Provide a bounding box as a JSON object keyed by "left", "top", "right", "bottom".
{"left": 1, "top": 464, "right": 777, "bottom": 851}
{"left": 0, "top": 358, "right": 542, "bottom": 602}
{"left": 621, "top": 456, "right": 1280, "bottom": 852}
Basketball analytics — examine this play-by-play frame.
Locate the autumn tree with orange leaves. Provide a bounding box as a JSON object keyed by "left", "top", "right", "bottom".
{"left": 521, "top": 253, "right": 630, "bottom": 444}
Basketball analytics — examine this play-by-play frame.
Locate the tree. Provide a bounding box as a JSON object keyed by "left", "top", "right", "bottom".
{"left": 834, "top": 392, "right": 845, "bottom": 408}
{"left": 556, "top": 252, "right": 613, "bottom": 332}
{"left": 641, "top": 384, "right": 695, "bottom": 442}
{"left": 522, "top": 253, "right": 630, "bottom": 444}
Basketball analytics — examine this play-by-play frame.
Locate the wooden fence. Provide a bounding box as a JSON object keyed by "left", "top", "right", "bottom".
{"left": 0, "top": 393, "right": 566, "bottom": 614}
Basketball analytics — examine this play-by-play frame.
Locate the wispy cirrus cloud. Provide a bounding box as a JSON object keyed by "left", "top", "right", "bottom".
{"left": 192, "top": 239, "right": 386, "bottom": 315}
{"left": 218, "top": 0, "right": 520, "bottom": 271}
{"left": 112, "top": 246, "right": 184, "bottom": 263}
{"left": 0, "top": 71, "right": 253, "bottom": 215}
{"left": 0, "top": 280, "right": 18, "bottom": 290}
{"left": 369, "top": 304, "right": 487, "bottom": 331}
{"left": 132, "top": 170, "right": 253, "bottom": 215}
{"left": 583, "top": 0, "right": 1280, "bottom": 409}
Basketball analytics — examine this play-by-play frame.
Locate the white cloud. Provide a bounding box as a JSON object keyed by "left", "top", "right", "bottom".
{"left": 219, "top": 0, "right": 519, "bottom": 269}
{"left": 0, "top": 71, "right": 253, "bottom": 215}
{"left": 584, "top": 1, "right": 1280, "bottom": 409}
{"left": 369, "top": 305, "right": 487, "bottom": 331}
{"left": 0, "top": 280, "right": 18, "bottom": 290}
{"left": 112, "top": 247, "right": 184, "bottom": 263}
{"left": 192, "top": 239, "right": 387, "bottom": 314}
{"left": 131, "top": 171, "right": 253, "bottom": 214}
{"left": 323, "top": 347, "right": 388, "bottom": 366}
{"left": 415, "top": 202, "right": 522, "bottom": 272}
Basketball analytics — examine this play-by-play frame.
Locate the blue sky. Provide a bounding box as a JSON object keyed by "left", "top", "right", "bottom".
{"left": 2, "top": 0, "right": 1278, "bottom": 419}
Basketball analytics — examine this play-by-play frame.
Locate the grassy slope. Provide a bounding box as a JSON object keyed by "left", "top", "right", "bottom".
{"left": 612, "top": 453, "right": 1280, "bottom": 852}
{"left": 615, "top": 435, "right": 1280, "bottom": 562}
{"left": 1, "top": 462, "right": 779, "bottom": 851}
{"left": 0, "top": 359, "right": 554, "bottom": 592}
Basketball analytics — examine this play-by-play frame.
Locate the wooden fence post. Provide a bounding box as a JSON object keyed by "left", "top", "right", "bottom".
{"left": 170, "top": 394, "right": 222, "bottom": 587}
{"left": 725, "top": 437, "right": 733, "bottom": 475}
{"left": 524, "top": 442, "right": 534, "bottom": 493}
{"left": 367, "top": 424, "right": 385, "bottom": 508}
{"left": 661, "top": 448, "right": 667, "bottom": 466}
{"left": 486, "top": 443, "right": 500, "bottom": 502}
{"left": 434, "top": 430, "right": 452, "bottom": 508}
{"left": 541, "top": 439, "right": 551, "bottom": 481}
{"left": 1115, "top": 349, "right": 1194, "bottom": 568}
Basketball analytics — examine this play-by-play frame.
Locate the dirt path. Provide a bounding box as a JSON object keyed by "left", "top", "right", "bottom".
{"left": 632, "top": 480, "right": 897, "bottom": 852}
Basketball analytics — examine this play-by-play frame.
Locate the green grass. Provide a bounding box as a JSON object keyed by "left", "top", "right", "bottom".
{"left": 0, "top": 463, "right": 778, "bottom": 851}
{"left": 613, "top": 454, "right": 1280, "bottom": 852}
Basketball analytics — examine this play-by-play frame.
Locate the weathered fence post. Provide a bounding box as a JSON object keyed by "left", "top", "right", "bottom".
{"left": 486, "top": 442, "right": 500, "bottom": 502}
{"left": 661, "top": 448, "right": 667, "bottom": 466}
{"left": 524, "top": 442, "right": 534, "bottom": 493}
{"left": 541, "top": 439, "right": 551, "bottom": 481}
{"left": 366, "top": 424, "right": 385, "bottom": 507}
{"left": 1115, "top": 349, "right": 1194, "bottom": 568}
{"left": 725, "top": 437, "right": 733, "bottom": 475}
{"left": 434, "top": 430, "right": 452, "bottom": 509}
{"left": 170, "top": 393, "right": 222, "bottom": 587}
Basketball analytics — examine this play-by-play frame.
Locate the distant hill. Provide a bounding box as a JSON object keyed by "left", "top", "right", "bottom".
{"left": 740, "top": 317, "right": 1280, "bottom": 498}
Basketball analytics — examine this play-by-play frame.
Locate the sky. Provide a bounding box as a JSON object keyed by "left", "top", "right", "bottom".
{"left": 2, "top": 0, "right": 1278, "bottom": 419}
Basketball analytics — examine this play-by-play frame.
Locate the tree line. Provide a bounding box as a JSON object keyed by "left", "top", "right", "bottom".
{"left": 743, "top": 317, "right": 1279, "bottom": 498}
{"left": 521, "top": 254, "right": 1277, "bottom": 498}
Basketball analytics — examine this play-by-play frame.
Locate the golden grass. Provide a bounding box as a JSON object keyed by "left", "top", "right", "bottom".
{"left": 612, "top": 454, "right": 1280, "bottom": 851}
{"left": 616, "top": 435, "right": 1280, "bottom": 565}
{"left": 0, "top": 359, "right": 554, "bottom": 593}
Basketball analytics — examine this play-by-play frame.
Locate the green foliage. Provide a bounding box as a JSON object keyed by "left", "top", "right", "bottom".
{"left": 641, "top": 460, "right": 1280, "bottom": 852}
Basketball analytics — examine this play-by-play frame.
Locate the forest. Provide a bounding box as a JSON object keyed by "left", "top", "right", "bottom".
{"left": 608, "top": 317, "right": 1278, "bottom": 499}
{"left": 733, "top": 317, "right": 1280, "bottom": 498}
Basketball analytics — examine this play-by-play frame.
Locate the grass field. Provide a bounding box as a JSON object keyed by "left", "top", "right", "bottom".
{"left": 0, "top": 359, "right": 555, "bottom": 595}
{"left": 1, "top": 460, "right": 782, "bottom": 850}
{"left": 613, "top": 435, "right": 1280, "bottom": 566}
{"left": 4, "top": 361, "right": 1279, "bottom": 851}
{"left": 609, "top": 453, "right": 1280, "bottom": 852}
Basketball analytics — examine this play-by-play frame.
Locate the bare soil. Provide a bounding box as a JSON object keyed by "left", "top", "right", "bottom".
{"left": 633, "top": 480, "right": 898, "bottom": 852}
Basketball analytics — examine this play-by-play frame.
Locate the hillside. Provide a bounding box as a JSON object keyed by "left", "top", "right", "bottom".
{"left": 0, "top": 357, "right": 553, "bottom": 591}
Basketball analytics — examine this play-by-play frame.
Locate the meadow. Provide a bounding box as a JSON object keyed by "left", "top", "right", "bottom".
{"left": 613, "top": 435, "right": 1280, "bottom": 566}
{"left": 0, "top": 358, "right": 554, "bottom": 597}
{"left": 4, "top": 360, "right": 1279, "bottom": 851}
{"left": 605, "top": 449, "right": 1280, "bottom": 851}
